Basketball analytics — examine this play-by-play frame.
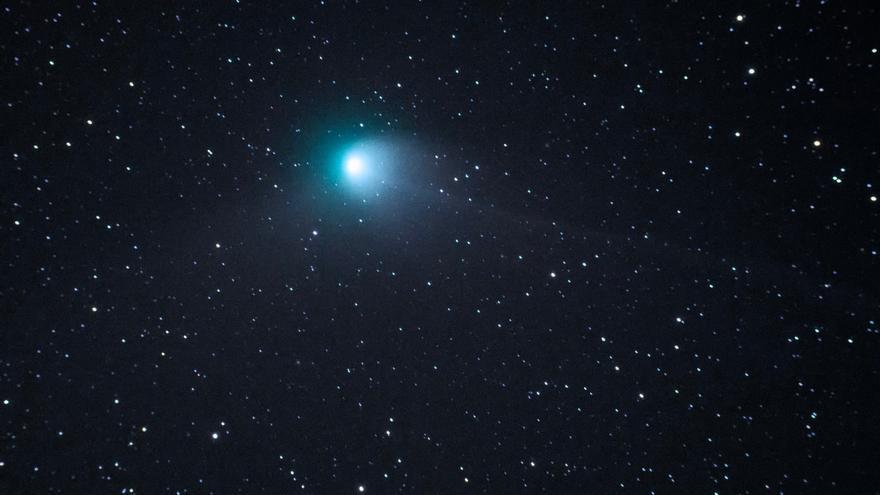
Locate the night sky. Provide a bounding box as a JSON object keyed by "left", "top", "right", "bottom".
{"left": 2, "top": 1, "right": 880, "bottom": 493}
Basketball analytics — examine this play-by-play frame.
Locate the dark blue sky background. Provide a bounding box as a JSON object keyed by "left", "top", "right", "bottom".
{"left": 2, "top": 1, "right": 879, "bottom": 493}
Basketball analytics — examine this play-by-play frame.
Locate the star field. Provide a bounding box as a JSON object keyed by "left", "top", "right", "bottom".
{"left": 1, "top": 1, "right": 879, "bottom": 493}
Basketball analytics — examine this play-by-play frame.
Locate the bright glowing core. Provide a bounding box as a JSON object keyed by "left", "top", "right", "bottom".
{"left": 345, "top": 155, "right": 365, "bottom": 177}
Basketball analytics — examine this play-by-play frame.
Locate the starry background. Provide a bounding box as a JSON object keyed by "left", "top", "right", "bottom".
{"left": 2, "top": 1, "right": 880, "bottom": 493}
